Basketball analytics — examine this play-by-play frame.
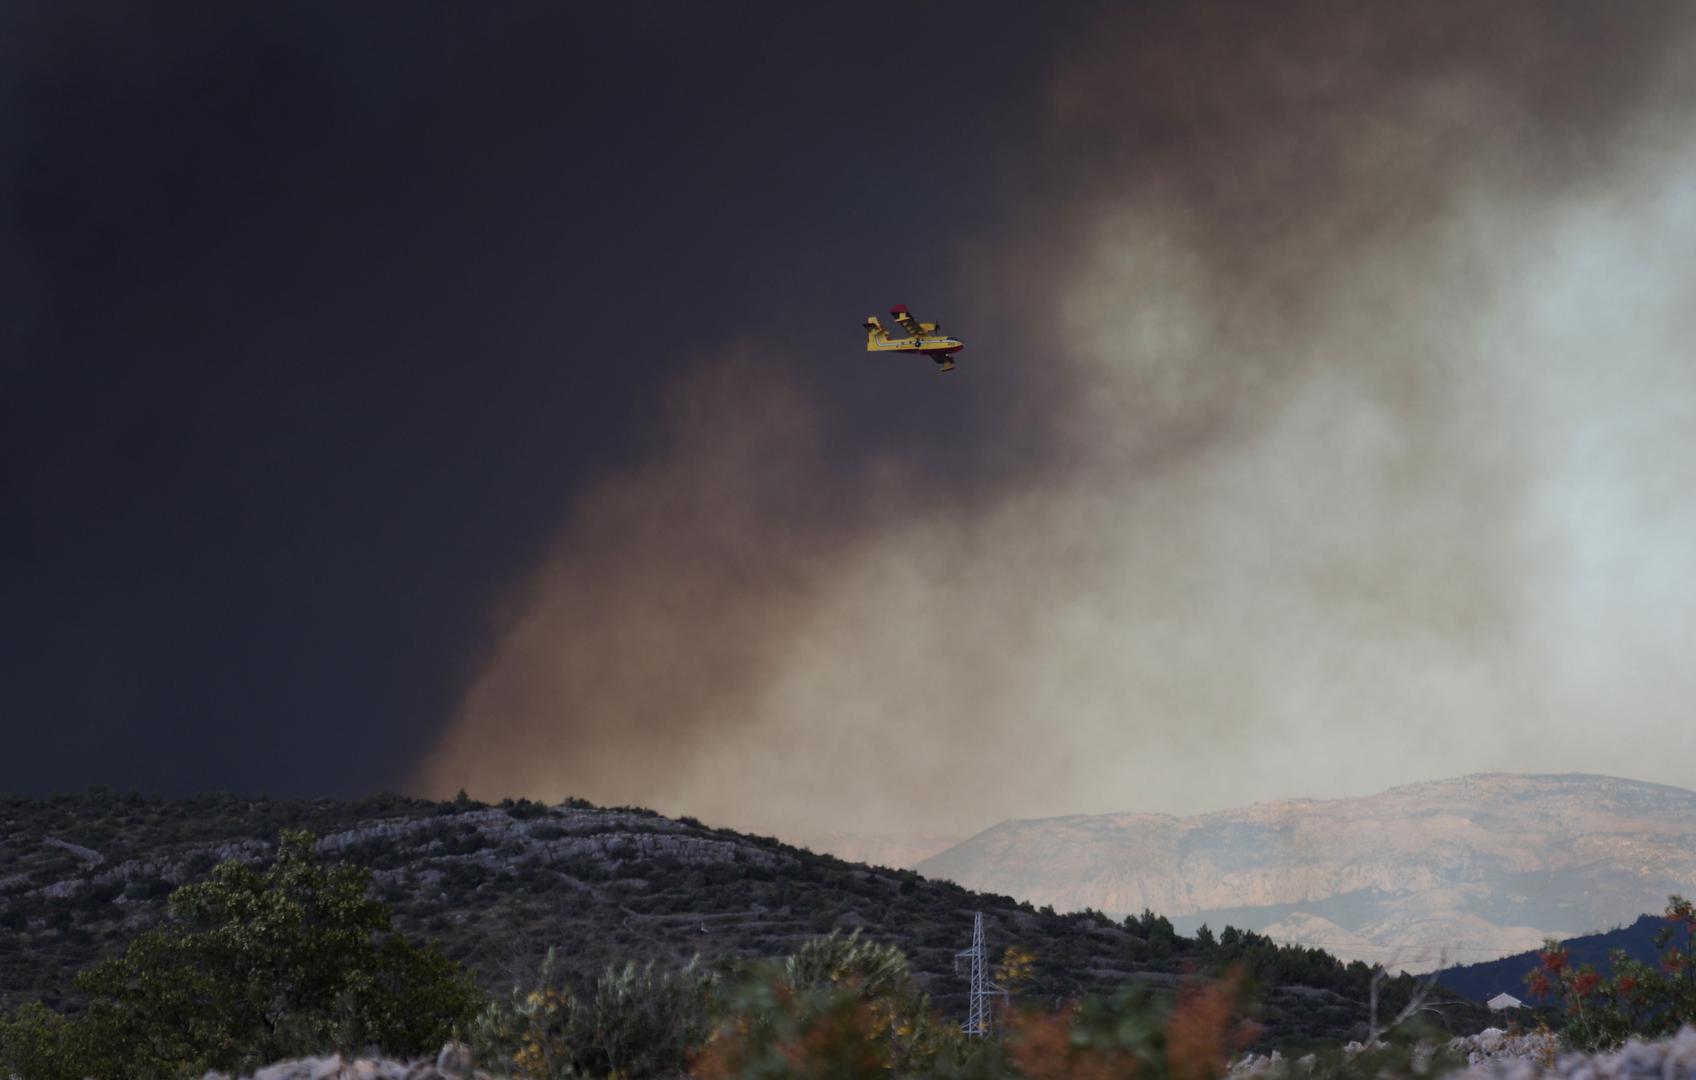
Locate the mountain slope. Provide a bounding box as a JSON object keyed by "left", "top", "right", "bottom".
{"left": 916, "top": 774, "right": 1696, "bottom": 971}
{"left": 1435, "top": 913, "right": 1672, "bottom": 1004}
{"left": 0, "top": 789, "right": 1488, "bottom": 1048}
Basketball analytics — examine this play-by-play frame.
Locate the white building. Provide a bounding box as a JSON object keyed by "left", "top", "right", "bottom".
{"left": 1486, "top": 992, "right": 1524, "bottom": 1011}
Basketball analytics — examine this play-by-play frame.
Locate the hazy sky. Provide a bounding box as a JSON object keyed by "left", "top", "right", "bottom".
{"left": 8, "top": 3, "right": 1696, "bottom": 839}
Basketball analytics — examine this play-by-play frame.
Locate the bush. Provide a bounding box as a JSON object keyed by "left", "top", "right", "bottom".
{"left": 696, "top": 972, "right": 958, "bottom": 1080}
{"left": 503, "top": 798, "right": 550, "bottom": 821}
{"left": 1526, "top": 894, "right": 1696, "bottom": 1051}
{"left": 466, "top": 948, "right": 716, "bottom": 1079}
{"left": 783, "top": 929, "right": 912, "bottom": 999}
{"left": 0, "top": 1003, "right": 93, "bottom": 1080}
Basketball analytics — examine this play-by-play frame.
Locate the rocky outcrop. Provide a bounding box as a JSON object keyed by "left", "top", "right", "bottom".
{"left": 32, "top": 839, "right": 269, "bottom": 899}
{"left": 918, "top": 774, "right": 1696, "bottom": 971}
{"left": 197, "top": 1026, "right": 1696, "bottom": 1080}
{"left": 1449, "top": 1025, "right": 1696, "bottom": 1079}
{"left": 41, "top": 836, "right": 103, "bottom": 865}
{"left": 319, "top": 807, "right": 790, "bottom": 872}
{"left": 201, "top": 1042, "right": 489, "bottom": 1080}
{"left": 1231, "top": 1025, "right": 1696, "bottom": 1078}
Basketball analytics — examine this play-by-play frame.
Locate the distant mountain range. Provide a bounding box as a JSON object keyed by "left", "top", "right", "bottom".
{"left": 912, "top": 774, "right": 1696, "bottom": 972}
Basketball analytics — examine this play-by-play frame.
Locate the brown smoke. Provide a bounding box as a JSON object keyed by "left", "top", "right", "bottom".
{"left": 415, "top": 3, "right": 1696, "bottom": 837}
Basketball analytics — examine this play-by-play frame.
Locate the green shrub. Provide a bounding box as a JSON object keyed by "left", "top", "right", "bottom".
{"left": 503, "top": 798, "right": 550, "bottom": 821}
{"left": 0, "top": 830, "right": 483, "bottom": 1080}
{"left": 466, "top": 948, "right": 716, "bottom": 1079}
{"left": 0, "top": 1003, "right": 95, "bottom": 1080}
{"left": 783, "top": 929, "right": 912, "bottom": 999}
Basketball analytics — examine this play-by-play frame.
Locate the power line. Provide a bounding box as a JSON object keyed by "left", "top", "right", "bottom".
{"left": 956, "top": 911, "right": 1009, "bottom": 1037}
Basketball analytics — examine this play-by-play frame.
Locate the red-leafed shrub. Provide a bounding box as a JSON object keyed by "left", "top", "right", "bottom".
{"left": 1525, "top": 895, "right": 1696, "bottom": 1050}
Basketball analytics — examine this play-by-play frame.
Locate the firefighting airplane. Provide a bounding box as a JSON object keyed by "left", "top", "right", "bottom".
{"left": 863, "top": 304, "right": 965, "bottom": 372}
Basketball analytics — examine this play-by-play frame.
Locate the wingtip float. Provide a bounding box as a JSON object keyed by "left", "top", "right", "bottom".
{"left": 863, "top": 304, "right": 965, "bottom": 373}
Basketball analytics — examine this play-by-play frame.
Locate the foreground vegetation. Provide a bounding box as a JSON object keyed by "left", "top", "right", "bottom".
{"left": 0, "top": 833, "right": 1451, "bottom": 1079}
{"left": 472, "top": 935, "right": 1468, "bottom": 1080}
{"left": 4, "top": 817, "right": 1692, "bottom": 1078}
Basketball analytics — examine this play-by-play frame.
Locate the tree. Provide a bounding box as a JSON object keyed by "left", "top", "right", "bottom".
{"left": 1129, "top": 908, "right": 1177, "bottom": 941}
{"left": 1, "top": 830, "right": 482, "bottom": 1080}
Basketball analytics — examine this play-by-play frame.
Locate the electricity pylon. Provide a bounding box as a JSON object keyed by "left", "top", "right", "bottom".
{"left": 955, "top": 911, "right": 1008, "bottom": 1037}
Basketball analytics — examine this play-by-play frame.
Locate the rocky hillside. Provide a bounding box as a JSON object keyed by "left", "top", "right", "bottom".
{"left": 0, "top": 789, "right": 1490, "bottom": 1048}
{"left": 916, "top": 774, "right": 1696, "bottom": 972}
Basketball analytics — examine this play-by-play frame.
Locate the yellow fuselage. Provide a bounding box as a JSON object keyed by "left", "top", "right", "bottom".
{"left": 866, "top": 333, "right": 964, "bottom": 357}
{"left": 863, "top": 311, "right": 964, "bottom": 369}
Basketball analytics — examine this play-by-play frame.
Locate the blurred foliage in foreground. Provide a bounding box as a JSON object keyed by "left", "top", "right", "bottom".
{"left": 469, "top": 929, "right": 1463, "bottom": 1080}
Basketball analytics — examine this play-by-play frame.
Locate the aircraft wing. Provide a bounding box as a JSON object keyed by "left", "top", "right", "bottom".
{"left": 891, "top": 304, "right": 923, "bottom": 336}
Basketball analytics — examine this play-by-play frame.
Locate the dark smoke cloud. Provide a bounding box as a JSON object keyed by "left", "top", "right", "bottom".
{"left": 0, "top": 1, "right": 1061, "bottom": 798}
{"left": 417, "top": 3, "right": 1696, "bottom": 838}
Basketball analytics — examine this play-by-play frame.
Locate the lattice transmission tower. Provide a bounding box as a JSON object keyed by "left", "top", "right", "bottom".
{"left": 955, "top": 911, "right": 1008, "bottom": 1038}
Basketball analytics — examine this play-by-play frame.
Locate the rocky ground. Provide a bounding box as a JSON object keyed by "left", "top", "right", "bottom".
{"left": 1230, "top": 1025, "right": 1696, "bottom": 1078}
{"left": 1448, "top": 1025, "right": 1696, "bottom": 1079}
{"left": 186, "top": 1026, "right": 1696, "bottom": 1079}
{"left": 199, "top": 1043, "right": 485, "bottom": 1080}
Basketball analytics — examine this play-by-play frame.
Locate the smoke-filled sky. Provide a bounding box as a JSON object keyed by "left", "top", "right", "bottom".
{"left": 7, "top": 2, "right": 1696, "bottom": 839}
